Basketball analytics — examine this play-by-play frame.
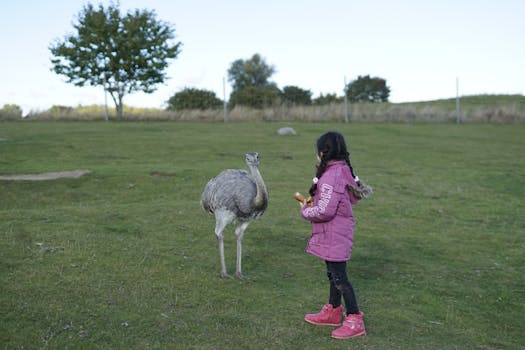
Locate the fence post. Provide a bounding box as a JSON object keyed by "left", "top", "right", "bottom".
{"left": 344, "top": 76, "right": 349, "bottom": 123}
{"left": 456, "top": 77, "right": 461, "bottom": 124}
{"left": 223, "top": 77, "right": 228, "bottom": 123}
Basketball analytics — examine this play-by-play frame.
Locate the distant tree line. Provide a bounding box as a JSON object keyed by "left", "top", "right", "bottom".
{"left": 167, "top": 54, "right": 390, "bottom": 111}
{"left": 42, "top": 3, "right": 389, "bottom": 117}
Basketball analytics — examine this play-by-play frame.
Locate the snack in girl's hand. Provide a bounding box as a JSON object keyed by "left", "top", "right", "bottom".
{"left": 294, "top": 192, "right": 305, "bottom": 203}
{"left": 294, "top": 192, "right": 313, "bottom": 205}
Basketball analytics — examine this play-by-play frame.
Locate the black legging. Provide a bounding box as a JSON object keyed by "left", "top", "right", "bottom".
{"left": 325, "top": 261, "right": 359, "bottom": 315}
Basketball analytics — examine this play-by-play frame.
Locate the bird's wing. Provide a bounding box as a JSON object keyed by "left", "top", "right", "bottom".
{"left": 201, "top": 169, "right": 256, "bottom": 217}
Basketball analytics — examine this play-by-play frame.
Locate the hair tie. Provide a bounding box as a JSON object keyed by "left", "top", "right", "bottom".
{"left": 312, "top": 177, "right": 319, "bottom": 184}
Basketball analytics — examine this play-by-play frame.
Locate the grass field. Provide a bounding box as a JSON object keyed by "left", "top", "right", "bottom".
{"left": 1, "top": 121, "right": 524, "bottom": 349}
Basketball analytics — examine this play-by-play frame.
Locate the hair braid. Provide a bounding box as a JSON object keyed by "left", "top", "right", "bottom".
{"left": 309, "top": 155, "right": 328, "bottom": 196}
{"left": 344, "top": 153, "right": 358, "bottom": 181}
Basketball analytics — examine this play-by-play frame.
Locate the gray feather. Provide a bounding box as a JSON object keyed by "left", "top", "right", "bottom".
{"left": 201, "top": 169, "right": 260, "bottom": 219}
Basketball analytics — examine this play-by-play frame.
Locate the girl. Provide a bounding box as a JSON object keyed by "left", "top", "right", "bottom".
{"left": 299, "top": 131, "right": 367, "bottom": 339}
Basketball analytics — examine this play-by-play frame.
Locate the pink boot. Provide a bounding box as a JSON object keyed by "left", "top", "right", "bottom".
{"left": 304, "top": 304, "right": 343, "bottom": 326}
{"left": 331, "top": 311, "right": 366, "bottom": 339}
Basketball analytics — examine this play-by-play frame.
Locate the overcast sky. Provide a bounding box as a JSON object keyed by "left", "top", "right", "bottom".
{"left": 1, "top": 0, "right": 524, "bottom": 114}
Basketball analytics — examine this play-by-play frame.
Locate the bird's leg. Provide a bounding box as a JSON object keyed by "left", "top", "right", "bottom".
{"left": 215, "top": 217, "right": 233, "bottom": 279}
{"left": 235, "top": 222, "right": 250, "bottom": 280}
{"left": 218, "top": 235, "right": 233, "bottom": 279}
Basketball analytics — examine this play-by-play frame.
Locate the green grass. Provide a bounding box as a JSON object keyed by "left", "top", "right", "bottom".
{"left": 1, "top": 122, "right": 524, "bottom": 349}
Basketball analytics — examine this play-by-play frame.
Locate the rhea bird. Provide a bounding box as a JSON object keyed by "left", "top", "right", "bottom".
{"left": 201, "top": 152, "right": 268, "bottom": 279}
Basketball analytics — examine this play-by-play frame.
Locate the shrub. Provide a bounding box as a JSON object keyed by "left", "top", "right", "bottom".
{"left": 313, "top": 93, "right": 343, "bottom": 105}
{"left": 228, "top": 85, "right": 281, "bottom": 109}
{"left": 166, "top": 88, "right": 223, "bottom": 111}
{"left": 280, "top": 85, "right": 312, "bottom": 106}
{"left": 0, "top": 104, "right": 23, "bottom": 120}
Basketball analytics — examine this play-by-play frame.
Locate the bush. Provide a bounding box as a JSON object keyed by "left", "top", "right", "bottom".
{"left": 229, "top": 85, "right": 281, "bottom": 109}
{"left": 0, "top": 104, "right": 23, "bottom": 120}
{"left": 166, "top": 88, "right": 223, "bottom": 111}
{"left": 280, "top": 86, "right": 312, "bottom": 106}
{"left": 313, "top": 93, "right": 343, "bottom": 105}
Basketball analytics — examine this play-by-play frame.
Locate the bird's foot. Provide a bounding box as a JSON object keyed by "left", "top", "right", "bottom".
{"left": 236, "top": 271, "right": 250, "bottom": 281}
{"left": 220, "top": 271, "right": 234, "bottom": 279}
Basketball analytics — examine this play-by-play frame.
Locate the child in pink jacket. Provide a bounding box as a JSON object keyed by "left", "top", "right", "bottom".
{"left": 300, "top": 131, "right": 366, "bottom": 339}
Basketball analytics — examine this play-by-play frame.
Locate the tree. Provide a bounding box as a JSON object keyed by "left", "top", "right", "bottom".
{"left": 345, "top": 75, "right": 390, "bottom": 103}
{"left": 280, "top": 86, "right": 312, "bottom": 106}
{"left": 227, "top": 54, "right": 276, "bottom": 92}
{"left": 49, "top": 3, "right": 182, "bottom": 120}
{"left": 226, "top": 54, "right": 278, "bottom": 108}
{"left": 166, "top": 88, "right": 223, "bottom": 110}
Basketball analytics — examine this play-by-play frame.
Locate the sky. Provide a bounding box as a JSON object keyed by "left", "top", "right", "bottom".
{"left": 1, "top": 0, "right": 524, "bottom": 114}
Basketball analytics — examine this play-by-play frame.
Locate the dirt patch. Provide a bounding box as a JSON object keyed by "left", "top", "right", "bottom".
{"left": 0, "top": 169, "right": 91, "bottom": 181}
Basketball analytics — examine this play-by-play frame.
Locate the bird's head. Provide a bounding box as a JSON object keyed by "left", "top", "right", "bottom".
{"left": 245, "top": 152, "right": 260, "bottom": 167}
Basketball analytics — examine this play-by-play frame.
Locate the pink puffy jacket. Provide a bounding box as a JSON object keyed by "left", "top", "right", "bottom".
{"left": 301, "top": 161, "right": 359, "bottom": 262}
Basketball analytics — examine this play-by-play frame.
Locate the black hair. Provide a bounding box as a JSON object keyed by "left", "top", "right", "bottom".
{"left": 308, "top": 131, "right": 357, "bottom": 197}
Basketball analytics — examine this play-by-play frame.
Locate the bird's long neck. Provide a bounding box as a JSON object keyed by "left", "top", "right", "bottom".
{"left": 249, "top": 165, "right": 268, "bottom": 209}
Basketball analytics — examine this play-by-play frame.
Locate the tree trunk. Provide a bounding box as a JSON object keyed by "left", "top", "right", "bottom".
{"left": 117, "top": 93, "right": 124, "bottom": 120}
{"left": 116, "top": 102, "right": 123, "bottom": 120}
{"left": 109, "top": 91, "right": 124, "bottom": 121}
